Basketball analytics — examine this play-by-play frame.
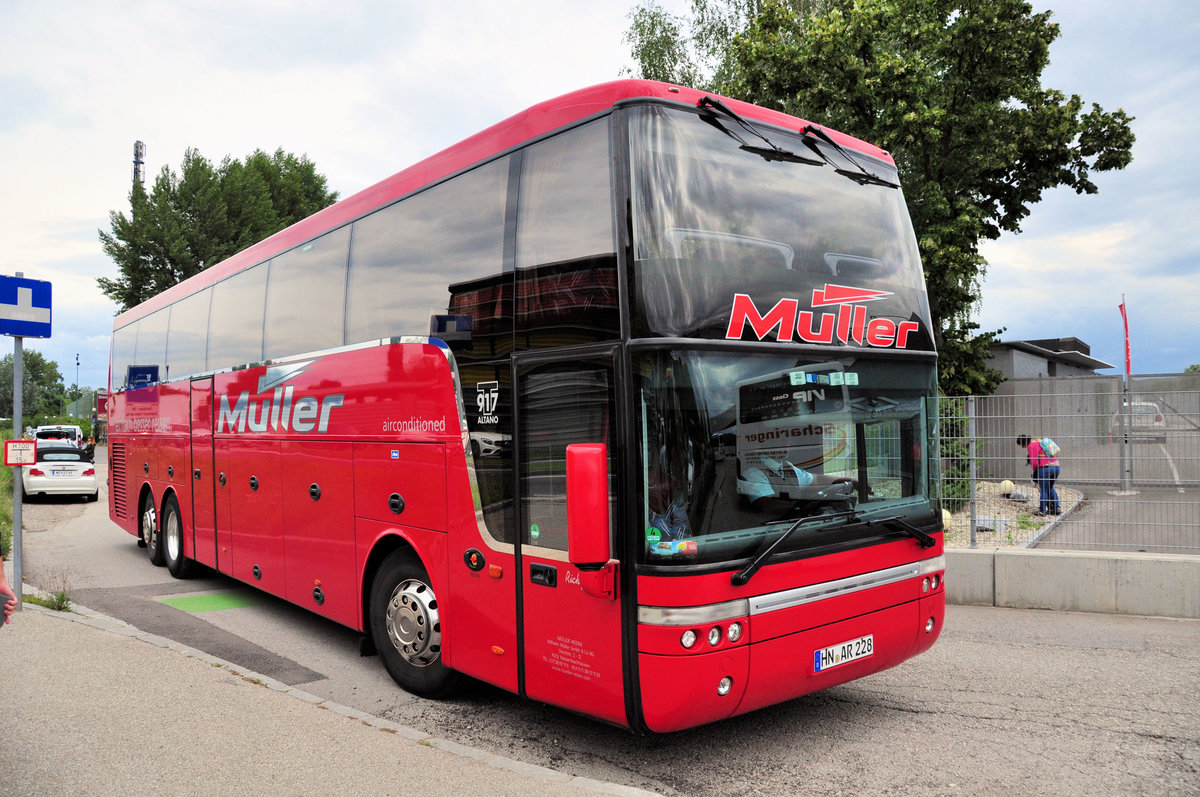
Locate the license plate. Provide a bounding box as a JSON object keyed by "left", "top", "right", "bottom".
{"left": 813, "top": 634, "right": 874, "bottom": 672}
{"left": 50, "top": 469, "right": 71, "bottom": 477}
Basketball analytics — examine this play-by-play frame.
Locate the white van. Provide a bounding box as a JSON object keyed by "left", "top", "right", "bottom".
{"left": 34, "top": 424, "right": 84, "bottom": 447}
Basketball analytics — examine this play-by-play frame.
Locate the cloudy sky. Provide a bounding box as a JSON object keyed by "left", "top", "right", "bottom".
{"left": 1, "top": 0, "right": 1196, "bottom": 392}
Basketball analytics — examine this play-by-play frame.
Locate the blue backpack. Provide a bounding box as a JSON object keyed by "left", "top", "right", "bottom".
{"left": 1039, "top": 437, "right": 1060, "bottom": 458}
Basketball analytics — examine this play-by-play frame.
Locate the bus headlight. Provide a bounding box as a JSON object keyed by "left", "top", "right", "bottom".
{"left": 708, "top": 626, "right": 723, "bottom": 647}
{"left": 717, "top": 677, "right": 733, "bottom": 696}
{"left": 727, "top": 622, "right": 743, "bottom": 643}
{"left": 681, "top": 629, "right": 697, "bottom": 649}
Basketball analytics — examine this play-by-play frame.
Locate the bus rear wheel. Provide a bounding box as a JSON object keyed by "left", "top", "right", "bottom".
{"left": 162, "top": 495, "right": 193, "bottom": 579}
{"left": 368, "top": 551, "right": 461, "bottom": 698}
{"left": 141, "top": 497, "right": 165, "bottom": 566}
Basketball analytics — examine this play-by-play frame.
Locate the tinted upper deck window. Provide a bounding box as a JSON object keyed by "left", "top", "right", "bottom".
{"left": 264, "top": 227, "right": 351, "bottom": 359}
{"left": 207, "top": 263, "right": 268, "bottom": 370}
{"left": 346, "top": 158, "right": 509, "bottom": 344}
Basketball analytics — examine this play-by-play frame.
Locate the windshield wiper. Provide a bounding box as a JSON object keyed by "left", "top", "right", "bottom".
{"left": 732, "top": 509, "right": 856, "bottom": 587}
{"left": 799, "top": 124, "right": 900, "bottom": 189}
{"left": 732, "top": 510, "right": 934, "bottom": 587}
{"left": 739, "top": 144, "right": 827, "bottom": 165}
{"left": 698, "top": 96, "right": 823, "bottom": 167}
{"left": 862, "top": 515, "right": 937, "bottom": 548}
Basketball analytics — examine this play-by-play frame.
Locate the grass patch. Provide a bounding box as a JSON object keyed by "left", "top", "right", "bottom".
{"left": 23, "top": 590, "right": 72, "bottom": 612}
{"left": 0, "top": 463, "right": 12, "bottom": 559}
{"left": 1016, "top": 513, "right": 1041, "bottom": 531}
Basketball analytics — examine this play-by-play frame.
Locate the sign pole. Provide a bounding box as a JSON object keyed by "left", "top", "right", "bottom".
{"left": 1119, "top": 296, "right": 1131, "bottom": 492}
{"left": 11, "top": 330, "right": 21, "bottom": 610}
{"left": 10, "top": 272, "right": 24, "bottom": 610}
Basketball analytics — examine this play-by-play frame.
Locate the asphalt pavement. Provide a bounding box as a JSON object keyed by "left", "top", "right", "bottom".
{"left": 0, "top": 564, "right": 649, "bottom": 797}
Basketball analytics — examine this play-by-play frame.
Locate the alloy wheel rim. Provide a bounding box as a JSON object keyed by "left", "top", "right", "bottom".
{"left": 142, "top": 506, "right": 156, "bottom": 546}
{"left": 165, "top": 510, "right": 180, "bottom": 561}
{"left": 384, "top": 579, "right": 441, "bottom": 667}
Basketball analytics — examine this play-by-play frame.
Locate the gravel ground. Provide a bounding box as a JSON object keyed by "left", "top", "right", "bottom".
{"left": 944, "top": 479, "right": 1083, "bottom": 547}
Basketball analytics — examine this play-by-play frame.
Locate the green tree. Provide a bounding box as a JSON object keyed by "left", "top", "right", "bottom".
{"left": 624, "top": 1, "right": 827, "bottom": 89}
{"left": 0, "top": 350, "right": 66, "bottom": 419}
{"left": 98, "top": 148, "right": 338, "bottom": 312}
{"left": 624, "top": 0, "right": 1135, "bottom": 395}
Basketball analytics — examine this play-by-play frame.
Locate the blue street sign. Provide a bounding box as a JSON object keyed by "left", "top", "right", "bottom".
{"left": 0, "top": 275, "right": 52, "bottom": 338}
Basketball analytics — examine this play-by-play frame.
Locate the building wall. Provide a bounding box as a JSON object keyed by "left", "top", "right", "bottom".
{"left": 1011, "top": 350, "right": 1049, "bottom": 379}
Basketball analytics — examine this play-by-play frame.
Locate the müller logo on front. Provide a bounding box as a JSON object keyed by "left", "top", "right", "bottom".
{"left": 725, "top": 284, "right": 920, "bottom": 348}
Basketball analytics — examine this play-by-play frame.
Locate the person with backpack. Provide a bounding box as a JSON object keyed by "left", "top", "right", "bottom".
{"left": 1018, "top": 435, "right": 1060, "bottom": 516}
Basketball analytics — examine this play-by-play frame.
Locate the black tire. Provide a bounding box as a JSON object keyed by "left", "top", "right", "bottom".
{"left": 162, "top": 494, "right": 193, "bottom": 579}
{"left": 141, "top": 496, "right": 165, "bottom": 566}
{"left": 368, "top": 551, "right": 460, "bottom": 698}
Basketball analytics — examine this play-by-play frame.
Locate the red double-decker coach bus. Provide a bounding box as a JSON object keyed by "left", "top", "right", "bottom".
{"left": 107, "top": 80, "right": 945, "bottom": 732}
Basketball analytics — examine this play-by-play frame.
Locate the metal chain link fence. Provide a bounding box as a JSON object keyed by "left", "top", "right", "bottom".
{"left": 939, "top": 372, "right": 1200, "bottom": 553}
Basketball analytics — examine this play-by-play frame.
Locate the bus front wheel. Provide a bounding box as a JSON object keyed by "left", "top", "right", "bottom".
{"left": 162, "top": 495, "right": 193, "bottom": 579}
{"left": 141, "top": 497, "right": 165, "bottom": 566}
{"left": 368, "top": 551, "right": 461, "bottom": 698}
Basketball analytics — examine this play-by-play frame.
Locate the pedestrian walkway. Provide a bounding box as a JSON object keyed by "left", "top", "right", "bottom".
{"left": 0, "top": 578, "right": 652, "bottom": 797}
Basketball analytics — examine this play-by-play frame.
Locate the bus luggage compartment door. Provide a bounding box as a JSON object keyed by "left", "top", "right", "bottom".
{"left": 221, "top": 438, "right": 285, "bottom": 594}
{"left": 189, "top": 377, "right": 218, "bottom": 569}
{"left": 282, "top": 440, "right": 357, "bottom": 627}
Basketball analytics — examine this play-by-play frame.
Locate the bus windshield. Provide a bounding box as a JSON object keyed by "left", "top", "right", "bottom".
{"left": 627, "top": 102, "right": 940, "bottom": 568}
{"left": 635, "top": 350, "right": 938, "bottom": 567}
{"left": 628, "top": 104, "right": 933, "bottom": 346}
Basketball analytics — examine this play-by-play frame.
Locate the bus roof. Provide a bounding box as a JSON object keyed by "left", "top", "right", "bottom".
{"left": 114, "top": 79, "right": 893, "bottom": 328}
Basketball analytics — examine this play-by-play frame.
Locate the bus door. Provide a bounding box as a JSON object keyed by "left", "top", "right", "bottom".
{"left": 515, "top": 353, "right": 626, "bottom": 726}
{"left": 189, "top": 377, "right": 218, "bottom": 569}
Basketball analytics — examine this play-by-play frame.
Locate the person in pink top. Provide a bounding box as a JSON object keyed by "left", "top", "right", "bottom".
{"left": 1017, "top": 435, "right": 1060, "bottom": 515}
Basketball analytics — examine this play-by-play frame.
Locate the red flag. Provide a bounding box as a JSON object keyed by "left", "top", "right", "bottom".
{"left": 1119, "top": 302, "right": 1131, "bottom": 375}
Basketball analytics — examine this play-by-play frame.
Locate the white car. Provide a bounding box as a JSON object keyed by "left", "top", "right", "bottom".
{"left": 1110, "top": 401, "right": 1166, "bottom": 436}
{"left": 22, "top": 444, "right": 99, "bottom": 502}
{"left": 469, "top": 430, "right": 512, "bottom": 458}
{"left": 34, "top": 424, "right": 84, "bottom": 447}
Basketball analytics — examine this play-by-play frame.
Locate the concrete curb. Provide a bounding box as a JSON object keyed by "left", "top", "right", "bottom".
{"left": 18, "top": 589, "right": 657, "bottom": 797}
{"left": 946, "top": 547, "right": 1200, "bottom": 619}
{"left": 1022, "top": 494, "right": 1082, "bottom": 548}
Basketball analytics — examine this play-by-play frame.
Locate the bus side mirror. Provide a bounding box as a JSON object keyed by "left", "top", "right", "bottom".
{"left": 566, "top": 443, "right": 610, "bottom": 568}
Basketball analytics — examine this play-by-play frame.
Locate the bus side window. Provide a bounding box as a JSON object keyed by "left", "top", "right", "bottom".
{"left": 515, "top": 118, "right": 618, "bottom": 347}
{"left": 133, "top": 307, "right": 169, "bottom": 384}
{"left": 208, "top": 262, "right": 268, "bottom": 371}
{"left": 345, "top": 157, "right": 509, "bottom": 345}
{"left": 519, "top": 363, "right": 615, "bottom": 552}
{"left": 263, "top": 227, "right": 350, "bottom": 359}
{"left": 111, "top": 322, "right": 138, "bottom": 389}
{"left": 166, "top": 288, "right": 211, "bottom": 379}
